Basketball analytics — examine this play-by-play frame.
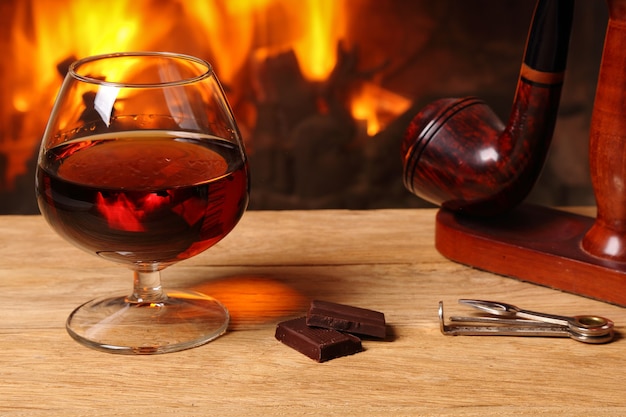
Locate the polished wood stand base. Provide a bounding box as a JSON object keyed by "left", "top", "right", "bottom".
{"left": 435, "top": 204, "right": 626, "bottom": 306}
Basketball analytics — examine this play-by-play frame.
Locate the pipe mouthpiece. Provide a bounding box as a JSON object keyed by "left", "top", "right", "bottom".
{"left": 524, "top": 0, "right": 574, "bottom": 74}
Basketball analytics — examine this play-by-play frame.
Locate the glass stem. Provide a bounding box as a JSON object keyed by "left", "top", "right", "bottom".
{"left": 126, "top": 270, "right": 168, "bottom": 304}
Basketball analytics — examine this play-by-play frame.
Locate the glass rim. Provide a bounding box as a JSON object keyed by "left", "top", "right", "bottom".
{"left": 68, "top": 51, "right": 214, "bottom": 88}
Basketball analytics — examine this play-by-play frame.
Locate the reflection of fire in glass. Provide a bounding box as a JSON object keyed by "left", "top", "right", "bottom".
{"left": 95, "top": 192, "right": 152, "bottom": 232}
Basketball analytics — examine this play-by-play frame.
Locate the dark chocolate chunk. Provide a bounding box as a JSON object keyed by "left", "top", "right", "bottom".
{"left": 275, "top": 317, "right": 362, "bottom": 362}
{"left": 306, "top": 300, "right": 387, "bottom": 338}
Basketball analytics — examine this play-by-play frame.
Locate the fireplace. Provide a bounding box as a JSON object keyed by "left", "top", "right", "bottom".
{"left": 0, "top": 0, "right": 608, "bottom": 214}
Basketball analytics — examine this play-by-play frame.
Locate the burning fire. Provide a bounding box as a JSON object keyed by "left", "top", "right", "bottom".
{"left": 3, "top": 0, "right": 410, "bottom": 191}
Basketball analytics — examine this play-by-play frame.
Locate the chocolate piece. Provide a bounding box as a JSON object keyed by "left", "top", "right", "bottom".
{"left": 275, "top": 317, "right": 362, "bottom": 362}
{"left": 306, "top": 300, "right": 386, "bottom": 338}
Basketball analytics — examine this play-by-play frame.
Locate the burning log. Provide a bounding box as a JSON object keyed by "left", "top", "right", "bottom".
{"left": 56, "top": 55, "right": 77, "bottom": 78}
{"left": 251, "top": 49, "right": 318, "bottom": 134}
{"left": 246, "top": 38, "right": 418, "bottom": 209}
{"left": 248, "top": 45, "right": 366, "bottom": 208}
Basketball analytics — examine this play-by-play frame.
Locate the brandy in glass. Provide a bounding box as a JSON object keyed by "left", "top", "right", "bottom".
{"left": 35, "top": 52, "right": 249, "bottom": 354}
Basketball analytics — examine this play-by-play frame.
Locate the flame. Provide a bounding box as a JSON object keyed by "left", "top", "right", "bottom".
{"left": 95, "top": 192, "right": 172, "bottom": 232}
{"left": 183, "top": 0, "right": 265, "bottom": 84}
{"left": 351, "top": 82, "right": 412, "bottom": 136}
{"left": 352, "top": 87, "right": 382, "bottom": 137}
{"left": 3, "top": 0, "right": 407, "bottom": 192}
{"left": 95, "top": 189, "right": 216, "bottom": 232}
{"left": 291, "top": 0, "right": 346, "bottom": 81}
{"left": 95, "top": 192, "right": 145, "bottom": 232}
{"left": 6, "top": 0, "right": 171, "bottom": 190}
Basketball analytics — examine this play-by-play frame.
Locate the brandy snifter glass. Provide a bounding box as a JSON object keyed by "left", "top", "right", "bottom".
{"left": 36, "top": 52, "right": 249, "bottom": 354}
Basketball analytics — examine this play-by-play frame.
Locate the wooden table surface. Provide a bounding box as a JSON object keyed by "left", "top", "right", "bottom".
{"left": 2, "top": 207, "right": 626, "bottom": 416}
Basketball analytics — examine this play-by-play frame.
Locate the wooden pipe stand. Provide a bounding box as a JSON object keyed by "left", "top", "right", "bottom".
{"left": 435, "top": 0, "right": 626, "bottom": 306}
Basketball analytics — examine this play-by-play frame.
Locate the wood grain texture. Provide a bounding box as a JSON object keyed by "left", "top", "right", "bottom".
{"left": 435, "top": 204, "right": 626, "bottom": 306}
{"left": 2, "top": 209, "right": 626, "bottom": 416}
{"left": 583, "top": 0, "right": 626, "bottom": 261}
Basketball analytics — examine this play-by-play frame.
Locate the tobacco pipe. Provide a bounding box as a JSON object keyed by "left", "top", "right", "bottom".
{"left": 582, "top": 0, "right": 626, "bottom": 261}
{"left": 401, "top": 0, "right": 574, "bottom": 215}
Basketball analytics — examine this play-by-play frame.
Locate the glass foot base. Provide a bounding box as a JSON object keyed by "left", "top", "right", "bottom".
{"left": 66, "top": 290, "right": 229, "bottom": 354}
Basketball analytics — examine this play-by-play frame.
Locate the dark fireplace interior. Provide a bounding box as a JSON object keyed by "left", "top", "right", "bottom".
{"left": 0, "top": 0, "right": 608, "bottom": 214}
